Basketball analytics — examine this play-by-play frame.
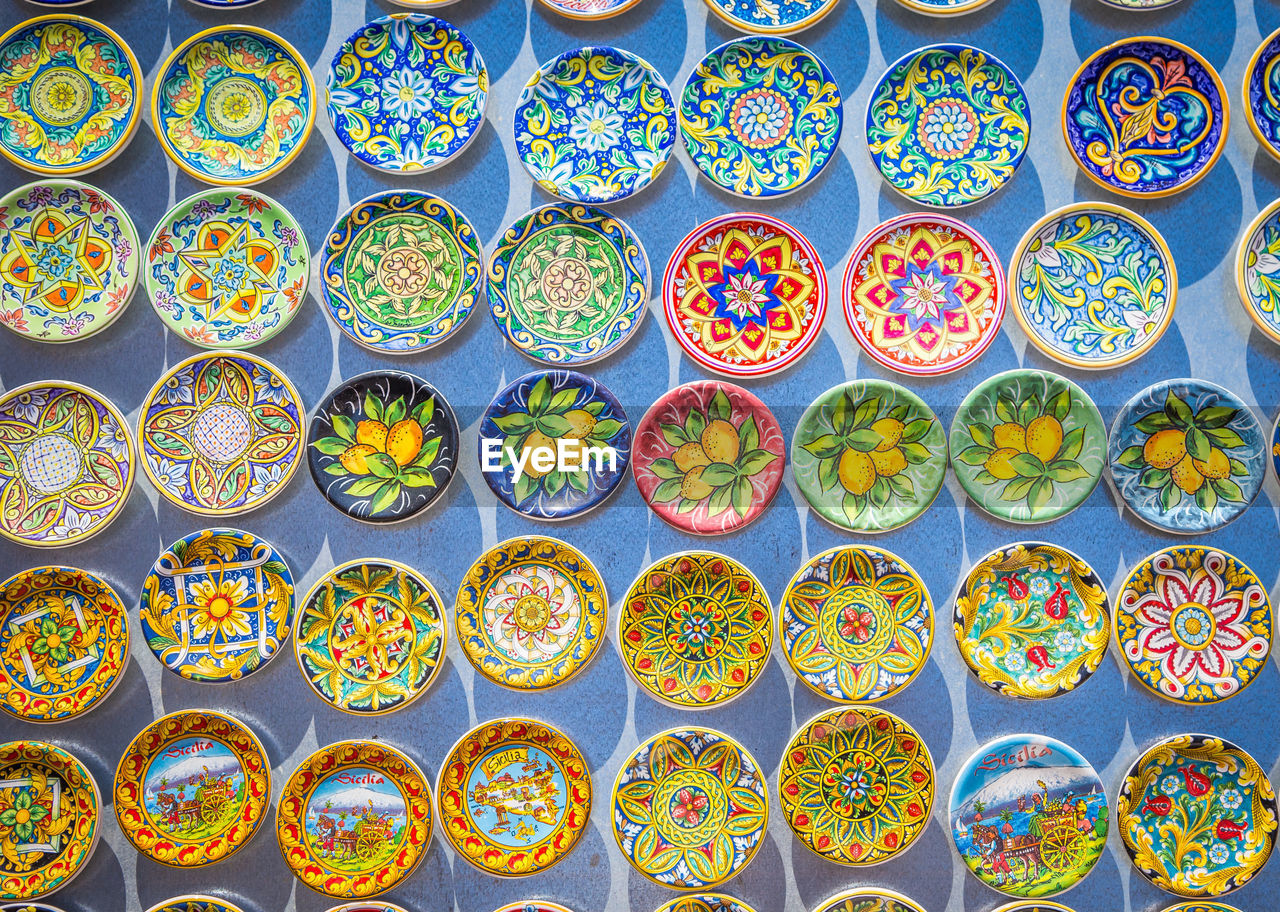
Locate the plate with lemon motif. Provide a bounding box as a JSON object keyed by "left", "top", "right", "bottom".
{"left": 653, "top": 896, "right": 759, "bottom": 912}
{"left": 141, "top": 898, "right": 246, "bottom": 912}
{"left": 810, "top": 888, "right": 928, "bottom": 912}
{"left": 702, "top": 0, "right": 838, "bottom": 33}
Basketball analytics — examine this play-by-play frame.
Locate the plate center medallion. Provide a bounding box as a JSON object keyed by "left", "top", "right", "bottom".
{"left": 331, "top": 595, "right": 412, "bottom": 683}
{"left": 19, "top": 433, "right": 82, "bottom": 493}
{"left": 820, "top": 586, "right": 895, "bottom": 662}
{"left": 654, "top": 769, "right": 729, "bottom": 847}
{"left": 191, "top": 403, "right": 253, "bottom": 463}
{"left": 31, "top": 68, "right": 93, "bottom": 126}
{"left": 205, "top": 77, "right": 268, "bottom": 137}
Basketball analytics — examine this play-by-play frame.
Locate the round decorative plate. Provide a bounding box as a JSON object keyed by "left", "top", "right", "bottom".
{"left": 779, "top": 706, "right": 934, "bottom": 866}
{"left": 866, "top": 44, "right": 1030, "bottom": 208}
{"left": 146, "top": 189, "right": 309, "bottom": 349}
{"left": 663, "top": 213, "right": 826, "bottom": 375}
{"left": 679, "top": 37, "right": 841, "bottom": 197}
{"left": 990, "top": 904, "right": 1079, "bottom": 912}
{"left": 327, "top": 14, "right": 487, "bottom": 173}
{"left": 0, "top": 381, "right": 134, "bottom": 548}
{"left": 1235, "top": 198, "right": 1280, "bottom": 345}
{"left": 1010, "top": 203, "right": 1176, "bottom": 369}
{"left": 535, "top": 0, "right": 642, "bottom": 19}
{"left": 2, "top": 902, "right": 77, "bottom": 912}
{"left": 843, "top": 213, "right": 1005, "bottom": 375}
{"left": 893, "top": 0, "right": 998, "bottom": 14}
{"left": 0, "top": 566, "right": 128, "bottom": 723}
{"left": 779, "top": 545, "right": 933, "bottom": 703}
{"left": 1096, "top": 0, "right": 1183, "bottom": 7}
{"left": 1246, "top": 29, "right": 1280, "bottom": 163}
{"left": 702, "top": 0, "right": 838, "bottom": 32}
{"left": 1274, "top": 410, "right": 1280, "bottom": 485}
{"left": 811, "top": 888, "right": 928, "bottom": 912}
{"left": 792, "top": 380, "right": 948, "bottom": 532}
{"left": 653, "top": 896, "right": 758, "bottom": 912}
{"left": 620, "top": 552, "right": 771, "bottom": 709}
{"left": 950, "top": 734, "right": 1107, "bottom": 897}
{"left": 950, "top": 370, "right": 1105, "bottom": 522}
{"left": 1117, "top": 734, "right": 1277, "bottom": 896}
{"left": 437, "top": 718, "right": 591, "bottom": 877}
{"left": 1115, "top": 546, "right": 1271, "bottom": 705}
{"left": 514, "top": 46, "right": 674, "bottom": 204}
{"left": 0, "top": 16, "right": 141, "bottom": 175}
{"left": 0, "top": 741, "right": 99, "bottom": 901}
{"left": 632, "top": 381, "right": 785, "bottom": 535}
{"left": 277, "top": 740, "right": 432, "bottom": 898}
{"left": 138, "top": 353, "right": 303, "bottom": 516}
{"left": 322, "top": 190, "right": 482, "bottom": 354}
{"left": 320, "top": 903, "right": 412, "bottom": 912}
{"left": 954, "top": 543, "right": 1111, "bottom": 700}
{"left": 308, "top": 371, "right": 459, "bottom": 523}
{"left": 0, "top": 180, "right": 139, "bottom": 342}
{"left": 294, "top": 559, "right": 446, "bottom": 715}
{"left": 477, "top": 370, "right": 630, "bottom": 520}
{"left": 1063, "top": 37, "right": 1227, "bottom": 198}
{"left": 1108, "top": 379, "right": 1265, "bottom": 534}
{"left": 612, "top": 727, "right": 767, "bottom": 888}
{"left": 152, "top": 26, "right": 315, "bottom": 185}
{"left": 487, "top": 203, "right": 649, "bottom": 364}
{"left": 455, "top": 537, "right": 606, "bottom": 690}
{"left": 113, "top": 710, "right": 270, "bottom": 868}
{"left": 139, "top": 528, "right": 294, "bottom": 683}
{"left": 141, "top": 898, "right": 246, "bottom": 912}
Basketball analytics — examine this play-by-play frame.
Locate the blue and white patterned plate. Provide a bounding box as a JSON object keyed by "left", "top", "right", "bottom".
{"left": 1248, "top": 29, "right": 1280, "bottom": 163}
{"left": 701, "top": 0, "right": 840, "bottom": 34}
{"left": 1234, "top": 198, "right": 1280, "bottom": 346}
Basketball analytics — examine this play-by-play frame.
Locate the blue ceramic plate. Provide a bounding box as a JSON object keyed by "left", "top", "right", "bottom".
{"left": 702, "top": 0, "right": 840, "bottom": 34}
{"left": 1236, "top": 198, "right": 1280, "bottom": 345}
{"left": 1247, "top": 28, "right": 1280, "bottom": 162}
{"left": 893, "top": 0, "right": 997, "bottom": 14}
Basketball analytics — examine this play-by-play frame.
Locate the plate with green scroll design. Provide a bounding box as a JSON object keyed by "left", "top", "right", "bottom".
{"left": 1246, "top": 28, "right": 1280, "bottom": 163}
{"left": 702, "top": 0, "right": 839, "bottom": 33}
{"left": 514, "top": 46, "right": 674, "bottom": 204}
{"left": 487, "top": 203, "right": 649, "bottom": 365}
{"left": 1011, "top": 202, "right": 1176, "bottom": 369}
{"left": 866, "top": 44, "right": 1030, "bottom": 208}
{"left": 811, "top": 889, "right": 928, "bottom": 912}
{"left": 1234, "top": 197, "right": 1280, "bottom": 345}
{"left": 679, "top": 37, "right": 841, "bottom": 198}
{"left": 654, "top": 895, "right": 760, "bottom": 912}
{"left": 950, "top": 370, "right": 1105, "bottom": 523}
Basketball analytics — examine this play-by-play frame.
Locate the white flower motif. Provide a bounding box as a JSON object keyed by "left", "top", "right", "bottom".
{"left": 1005, "top": 651, "right": 1026, "bottom": 671}
{"left": 1219, "top": 788, "right": 1243, "bottom": 810}
{"left": 248, "top": 463, "right": 286, "bottom": 498}
{"left": 148, "top": 455, "right": 185, "bottom": 493}
{"left": 1209, "top": 843, "right": 1229, "bottom": 864}
{"left": 568, "top": 100, "right": 624, "bottom": 154}
{"left": 97, "top": 413, "right": 129, "bottom": 461}
{"left": 923, "top": 101, "right": 975, "bottom": 155}
{"left": 160, "top": 368, "right": 195, "bottom": 405}
{"left": 1162, "top": 774, "right": 1181, "bottom": 795}
{"left": 1248, "top": 250, "right": 1280, "bottom": 298}
{"left": 1053, "top": 629, "right": 1078, "bottom": 653}
{"left": 1030, "top": 576, "right": 1051, "bottom": 596}
{"left": 382, "top": 68, "right": 435, "bottom": 122}
{"left": 252, "top": 367, "right": 289, "bottom": 405}
{"left": 733, "top": 91, "right": 788, "bottom": 145}
{"left": 899, "top": 271, "right": 948, "bottom": 321}
{"left": 1120, "top": 306, "right": 1156, "bottom": 341}
{"left": 722, "top": 272, "right": 771, "bottom": 320}
{"left": 52, "top": 507, "right": 94, "bottom": 539}
{"left": 1, "top": 389, "right": 49, "bottom": 423}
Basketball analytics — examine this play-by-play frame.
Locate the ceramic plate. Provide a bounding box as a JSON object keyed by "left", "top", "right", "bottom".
{"left": 612, "top": 727, "right": 767, "bottom": 888}
{"left": 811, "top": 889, "right": 928, "bottom": 912}
{"left": 320, "top": 903, "right": 411, "bottom": 912}
{"left": 1274, "top": 410, "right": 1280, "bottom": 485}
{"left": 142, "top": 899, "right": 246, "bottom": 912}
{"left": 893, "top": 0, "right": 998, "bottom": 14}
{"left": 679, "top": 37, "right": 841, "bottom": 197}
{"left": 1246, "top": 29, "right": 1280, "bottom": 162}
{"left": 653, "top": 897, "right": 758, "bottom": 912}
{"left": 1096, "top": 0, "right": 1183, "bottom": 6}
{"left": 1234, "top": 198, "right": 1280, "bottom": 345}
{"left": 0, "top": 381, "right": 134, "bottom": 548}
{"left": 536, "top": 0, "right": 643, "bottom": 19}
{"left": 703, "top": 0, "right": 839, "bottom": 32}
{"left": 780, "top": 545, "right": 934, "bottom": 703}
{"left": 989, "top": 903, "right": 1080, "bottom": 912}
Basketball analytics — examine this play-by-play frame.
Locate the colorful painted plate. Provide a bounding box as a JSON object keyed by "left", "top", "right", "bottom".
{"left": 780, "top": 546, "right": 934, "bottom": 703}
{"left": 142, "top": 898, "right": 246, "bottom": 912}
{"left": 138, "top": 353, "right": 303, "bottom": 516}
{"left": 152, "top": 26, "right": 315, "bottom": 186}
{"left": 653, "top": 896, "right": 758, "bottom": 912}
{"left": 0, "top": 180, "right": 139, "bottom": 342}
{"left": 294, "top": 559, "right": 446, "bottom": 715}
{"left": 812, "top": 888, "right": 928, "bottom": 912}
{"left": 1118, "top": 734, "right": 1277, "bottom": 896}
{"left": 867, "top": 44, "right": 1030, "bottom": 208}
{"left": 535, "top": 0, "right": 643, "bottom": 19}
{"left": 146, "top": 189, "right": 309, "bottom": 349}
{"left": 487, "top": 204, "right": 649, "bottom": 364}
{"left": 990, "top": 903, "right": 1080, "bottom": 912}
{"left": 791, "top": 380, "right": 948, "bottom": 532}
{"left": 139, "top": 528, "right": 294, "bottom": 683}
{"left": 893, "top": 0, "right": 998, "bottom": 14}
{"left": 679, "top": 38, "right": 841, "bottom": 197}
{"left": 3, "top": 902, "right": 78, "bottom": 912}
{"left": 843, "top": 213, "right": 1006, "bottom": 375}
{"left": 113, "top": 710, "right": 270, "bottom": 868}
{"left": 1235, "top": 198, "right": 1280, "bottom": 345}
{"left": 437, "top": 718, "right": 591, "bottom": 877}
{"left": 1063, "top": 37, "right": 1227, "bottom": 198}
{"left": 514, "top": 46, "right": 674, "bottom": 204}
{"left": 277, "top": 740, "right": 432, "bottom": 898}
{"left": 779, "top": 706, "right": 934, "bottom": 866}
{"left": 612, "top": 727, "right": 767, "bottom": 888}
{"left": 0, "top": 381, "right": 134, "bottom": 548}
{"left": 1097, "top": 0, "right": 1183, "bottom": 7}
{"left": 1010, "top": 203, "right": 1176, "bottom": 369}
{"left": 1108, "top": 379, "right": 1265, "bottom": 534}
{"left": 663, "top": 213, "right": 826, "bottom": 375}
{"left": 1115, "top": 546, "right": 1271, "bottom": 705}
{"left": 0, "top": 16, "right": 141, "bottom": 175}
{"left": 632, "top": 381, "right": 785, "bottom": 535}
{"left": 477, "top": 371, "right": 630, "bottom": 520}
{"left": 308, "top": 371, "right": 459, "bottom": 524}
{"left": 1246, "top": 29, "right": 1280, "bottom": 163}
{"left": 1152, "top": 904, "right": 1243, "bottom": 912}
{"left": 950, "top": 370, "right": 1105, "bottom": 523}
{"left": 0, "top": 741, "right": 99, "bottom": 901}
{"left": 703, "top": 0, "right": 838, "bottom": 32}
{"left": 950, "top": 735, "right": 1107, "bottom": 897}
{"left": 321, "top": 903, "right": 411, "bottom": 912}
{"left": 1274, "top": 410, "right": 1280, "bottom": 485}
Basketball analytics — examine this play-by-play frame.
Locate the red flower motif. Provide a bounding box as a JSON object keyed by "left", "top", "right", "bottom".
{"left": 670, "top": 788, "right": 708, "bottom": 827}
{"left": 839, "top": 607, "right": 875, "bottom": 642}
{"left": 1152, "top": 56, "right": 1193, "bottom": 91}
{"left": 237, "top": 193, "right": 267, "bottom": 215}
{"left": 0, "top": 308, "right": 28, "bottom": 331}
{"left": 149, "top": 229, "right": 174, "bottom": 262}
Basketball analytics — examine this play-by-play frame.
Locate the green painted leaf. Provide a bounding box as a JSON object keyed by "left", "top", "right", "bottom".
{"left": 311, "top": 436, "right": 349, "bottom": 455}
{"left": 685, "top": 408, "right": 706, "bottom": 440}
{"left": 709, "top": 390, "right": 731, "bottom": 422}
{"left": 1194, "top": 405, "right": 1236, "bottom": 428}
{"left": 1027, "top": 477, "right": 1053, "bottom": 511}
{"left": 384, "top": 396, "right": 406, "bottom": 426}
{"left": 900, "top": 418, "right": 932, "bottom": 444}
{"left": 661, "top": 423, "right": 688, "bottom": 446}
{"left": 1116, "top": 445, "right": 1146, "bottom": 469}
{"left": 537, "top": 414, "right": 572, "bottom": 437}
{"left": 491, "top": 412, "right": 534, "bottom": 433}
{"left": 1195, "top": 482, "right": 1218, "bottom": 514}
{"left": 845, "top": 428, "right": 881, "bottom": 452}
{"left": 332, "top": 414, "right": 357, "bottom": 442}
{"left": 650, "top": 478, "right": 682, "bottom": 503}
{"left": 1160, "top": 481, "right": 1182, "bottom": 511}
{"left": 1049, "top": 389, "right": 1072, "bottom": 421}
{"left": 1001, "top": 477, "right": 1035, "bottom": 501}
{"left": 1165, "top": 390, "right": 1193, "bottom": 426}
{"left": 955, "top": 446, "right": 991, "bottom": 466}
{"left": 527, "top": 375, "right": 552, "bottom": 414}
{"left": 737, "top": 448, "right": 777, "bottom": 476}
{"left": 738, "top": 415, "right": 759, "bottom": 453}
{"left": 968, "top": 422, "right": 995, "bottom": 448}
{"left": 1060, "top": 425, "right": 1086, "bottom": 461}
{"left": 707, "top": 484, "right": 734, "bottom": 516}
{"left": 346, "top": 477, "right": 384, "bottom": 497}
{"left": 544, "top": 470, "right": 566, "bottom": 496}
{"left": 1139, "top": 467, "right": 1170, "bottom": 488}
{"left": 549, "top": 389, "right": 579, "bottom": 412}
{"left": 1009, "top": 453, "right": 1046, "bottom": 477}
{"left": 1133, "top": 411, "right": 1173, "bottom": 434}
{"left": 371, "top": 482, "right": 400, "bottom": 513}
{"left": 819, "top": 457, "right": 839, "bottom": 492}
{"left": 853, "top": 396, "right": 879, "bottom": 428}
{"left": 1185, "top": 427, "right": 1211, "bottom": 462}
{"left": 730, "top": 476, "right": 752, "bottom": 517}
{"left": 647, "top": 458, "right": 683, "bottom": 480}
{"left": 1213, "top": 477, "right": 1245, "bottom": 503}
{"left": 700, "top": 463, "right": 737, "bottom": 487}
{"left": 841, "top": 492, "right": 866, "bottom": 523}
{"left": 1206, "top": 427, "right": 1245, "bottom": 448}
{"left": 1048, "top": 461, "right": 1089, "bottom": 482}
{"left": 364, "top": 391, "right": 383, "bottom": 422}
{"left": 366, "top": 453, "right": 399, "bottom": 478}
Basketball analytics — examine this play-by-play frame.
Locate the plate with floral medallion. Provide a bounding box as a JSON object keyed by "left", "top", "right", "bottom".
{"left": 0, "top": 180, "right": 139, "bottom": 342}
{"left": 892, "top": 0, "right": 998, "bottom": 14}
{"left": 1063, "top": 37, "right": 1227, "bottom": 198}
{"left": 1235, "top": 198, "right": 1280, "bottom": 346}
{"left": 0, "top": 381, "right": 134, "bottom": 548}
{"left": 113, "top": 710, "right": 270, "bottom": 868}
{"left": 654, "top": 896, "right": 758, "bottom": 912}
{"left": 0, "top": 740, "right": 99, "bottom": 901}
{"left": 1118, "top": 734, "right": 1277, "bottom": 897}
{"left": 142, "top": 898, "right": 246, "bottom": 912}
{"left": 663, "top": 213, "right": 826, "bottom": 375}
{"left": 152, "top": 26, "right": 315, "bottom": 186}
{"left": 779, "top": 706, "right": 934, "bottom": 866}
{"left": 619, "top": 552, "right": 772, "bottom": 709}
{"left": 437, "top": 718, "right": 591, "bottom": 877}
{"left": 277, "top": 740, "right": 432, "bottom": 898}
{"left": 612, "top": 727, "right": 767, "bottom": 888}
{"left": 679, "top": 38, "right": 841, "bottom": 198}
{"left": 780, "top": 546, "right": 933, "bottom": 704}
{"left": 1246, "top": 29, "right": 1280, "bottom": 163}
{"left": 536, "top": 0, "right": 642, "bottom": 19}
{"left": 811, "top": 888, "right": 928, "bottom": 912}
{"left": 488, "top": 204, "right": 649, "bottom": 365}
{"left": 702, "top": 0, "right": 838, "bottom": 33}
{"left": 294, "top": 559, "right": 446, "bottom": 715}
{"left": 0, "top": 566, "right": 128, "bottom": 723}
{"left": 139, "top": 528, "right": 294, "bottom": 684}
{"left": 138, "top": 353, "right": 303, "bottom": 516}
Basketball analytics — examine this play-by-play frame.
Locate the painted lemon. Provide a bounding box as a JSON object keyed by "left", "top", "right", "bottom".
{"left": 673, "top": 441, "right": 711, "bottom": 473}
{"left": 993, "top": 421, "right": 1026, "bottom": 451}
{"left": 1192, "top": 448, "right": 1230, "bottom": 479}
{"left": 838, "top": 449, "right": 876, "bottom": 495}
{"left": 386, "top": 419, "right": 424, "bottom": 466}
{"left": 872, "top": 417, "right": 903, "bottom": 451}
{"left": 340, "top": 443, "right": 378, "bottom": 474}
{"left": 680, "top": 465, "right": 714, "bottom": 500}
{"left": 870, "top": 447, "right": 906, "bottom": 477}
{"left": 1171, "top": 455, "right": 1204, "bottom": 494}
{"left": 701, "top": 419, "right": 740, "bottom": 463}
{"left": 1143, "top": 429, "right": 1186, "bottom": 469}
{"left": 984, "top": 447, "right": 1021, "bottom": 480}
{"left": 1025, "top": 415, "right": 1063, "bottom": 463}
